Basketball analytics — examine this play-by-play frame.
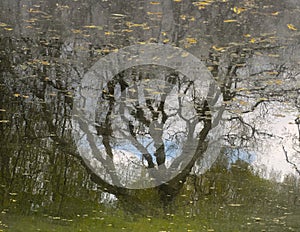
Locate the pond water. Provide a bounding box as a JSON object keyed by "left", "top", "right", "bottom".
{"left": 0, "top": 0, "right": 300, "bottom": 231}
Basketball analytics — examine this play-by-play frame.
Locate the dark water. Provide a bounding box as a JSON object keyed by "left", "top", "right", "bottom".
{"left": 0, "top": 0, "right": 300, "bottom": 231}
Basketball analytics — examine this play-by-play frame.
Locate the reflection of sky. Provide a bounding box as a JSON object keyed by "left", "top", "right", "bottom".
{"left": 247, "top": 102, "right": 299, "bottom": 181}
{"left": 113, "top": 136, "right": 182, "bottom": 163}
{"left": 227, "top": 149, "right": 256, "bottom": 166}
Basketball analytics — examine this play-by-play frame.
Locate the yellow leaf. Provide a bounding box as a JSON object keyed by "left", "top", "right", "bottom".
{"left": 233, "top": 7, "right": 246, "bottom": 14}
{"left": 150, "top": 1, "right": 160, "bottom": 4}
{"left": 0, "top": 109, "right": 6, "bottom": 112}
{"left": 223, "top": 19, "right": 238, "bottom": 23}
{"left": 121, "top": 29, "right": 133, "bottom": 33}
{"left": 0, "top": 120, "right": 9, "bottom": 123}
{"left": 228, "top": 204, "right": 242, "bottom": 207}
{"left": 186, "top": 38, "right": 197, "bottom": 44}
{"left": 273, "top": 114, "right": 285, "bottom": 118}
{"left": 105, "top": 31, "right": 113, "bottom": 35}
{"left": 287, "top": 24, "right": 297, "bottom": 31}
{"left": 71, "top": 29, "right": 82, "bottom": 34}
{"left": 258, "top": 98, "right": 268, "bottom": 101}
{"left": 250, "top": 38, "right": 256, "bottom": 43}
{"left": 268, "top": 54, "right": 280, "bottom": 57}
{"left": 173, "top": 0, "right": 182, "bottom": 2}
{"left": 0, "top": 22, "right": 8, "bottom": 27}
{"left": 265, "top": 71, "right": 279, "bottom": 75}
{"left": 147, "top": 11, "right": 162, "bottom": 15}
{"left": 14, "top": 93, "right": 21, "bottom": 97}
{"left": 111, "top": 13, "right": 126, "bottom": 17}
{"left": 163, "top": 38, "right": 170, "bottom": 43}
{"left": 4, "top": 27, "right": 13, "bottom": 31}
{"left": 271, "top": 12, "right": 280, "bottom": 16}
{"left": 274, "top": 79, "right": 283, "bottom": 85}
{"left": 180, "top": 15, "right": 187, "bottom": 20}
{"left": 181, "top": 52, "right": 189, "bottom": 57}
{"left": 239, "top": 100, "right": 248, "bottom": 106}
{"left": 41, "top": 61, "right": 50, "bottom": 65}
{"left": 83, "top": 25, "right": 103, "bottom": 30}
{"left": 244, "top": 34, "right": 251, "bottom": 37}
{"left": 236, "top": 88, "right": 248, "bottom": 92}
{"left": 190, "top": 16, "right": 195, "bottom": 21}
{"left": 212, "top": 45, "right": 226, "bottom": 51}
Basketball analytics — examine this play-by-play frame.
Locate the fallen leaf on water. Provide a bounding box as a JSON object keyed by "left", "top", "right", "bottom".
{"left": 228, "top": 203, "right": 242, "bottom": 207}
{"left": 287, "top": 24, "right": 297, "bottom": 31}
{"left": 181, "top": 52, "right": 189, "bottom": 57}
{"left": 271, "top": 12, "right": 280, "bottom": 16}
{"left": 274, "top": 79, "right": 283, "bottom": 85}
{"left": 83, "top": 25, "right": 103, "bottom": 30}
{"left": 224, "top": 19, "right": 238, "bottom": 23}
{"left": 41, "top": 61, "right": 50, "bottom": 65}
{"left": 71, "top": 29, "right": 82, "bottom": 34}
{"left": 186, "top": 37, "right": 197, "bottom": 44}
{"left": 212, "top": 45, "right": 226, "bottom": 51}
{"left": 273, "top": 114, "right": 285, "bottom": 118}
{"left": 233, "top": 7, "right": 246, "bottom": 14}
{"left": 111, "top": 13, "right": 126, "bottom": 17}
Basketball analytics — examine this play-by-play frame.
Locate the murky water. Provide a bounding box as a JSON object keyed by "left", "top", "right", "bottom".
{"left": 0, "top": 0, "right": 299, "bottom": 231}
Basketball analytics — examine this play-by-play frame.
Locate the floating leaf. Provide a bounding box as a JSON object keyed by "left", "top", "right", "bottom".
{"left": 181, "top": 52, "right": 189, "bottom": 57}
{"left": 111, "top": 13, "right": 126, "bottom": 17}
{"left": 271, "top": 12, "right": 280, "bottom": 16}
{"left": 150, "top": 1, "right": 160, "bottom": 4}
{"left": 223, "top": 19, "right": 238, "bottom": 23}
{"left": 186, "top": 37, "right": 197, "bottom": 44}
{"left": 274, "top": 79, "right": 283, "bottom": 85}
{"left": 41, "top": 60, "right": 50, "bottom": 65}
{"left": 212, "top": 45, "right": 226, "bottom": 51}
{"left": 239, "top": 100, "right": 248, "bottom": 106}
{"left": 180, "top": 15, "right": 187, "bottom": 20}
{"left": 4, "top": 27, "right": 13, "bottom": 31}
{"left": 0, "top": 22, "right": 8, "bottom": 27}
{"left": 273, "top": 114, "right": 285, "bottom": 118}
{"left": 233, "top": 7, "right": 246, "bottom": 14}
{"left": 105, "top": 31, "right": 113, "bottom": 35}
{"left": 83, "top": 25, "right": 103, "bottom": 30}
{"left": 192, "top": 0, "right": 213, "bottom": 9}
{"left": 71, "top": 29, "right": 83, "bottom": 34}
{"left": 121, "top": 29, "right": 133, "bottom": 33}
{"left": 228, "top": 203, "right": 242, "bottom": 207}
{"left": 190, "top": 16, "right": 195, "bottom": 21}
{"left": 258, "top": 98, "right": 268, "bottom": 101}
{"left": 287, "top": 24, "right": 297, "bottom": 31}
{"left": 0, "top": 120, "right": 9, "bottom": 123}
{"left": 268, "top": 54, "right": 280, "bottom": 57}
{"left": 13, "top": 93, "right": 21, "bottom": 97}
